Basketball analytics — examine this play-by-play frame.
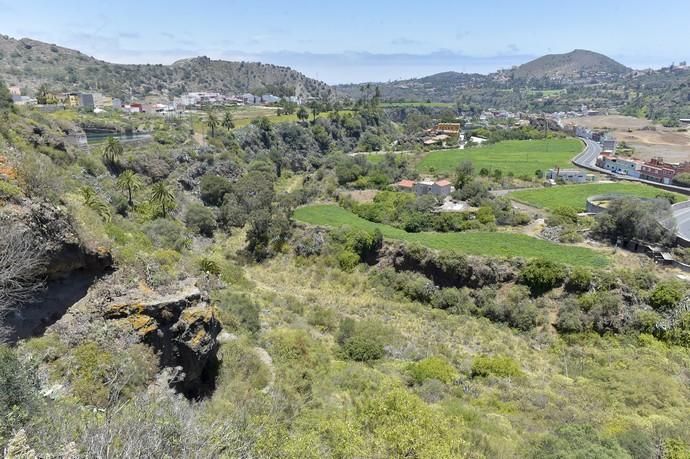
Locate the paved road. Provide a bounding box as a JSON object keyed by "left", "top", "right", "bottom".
{"left": 572, "top": 138, "right": 605, "bottom": 171}
{"left": 673, "top": 205, "right": 690, "bottom": 241}
{"left": 572, "top": 136, "right": 690, "bottom": 241}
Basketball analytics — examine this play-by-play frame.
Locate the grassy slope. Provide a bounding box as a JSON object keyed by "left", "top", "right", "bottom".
{"left": 416, "top": 139, "right": 583, "bottom": 176}
{"left": 511, "top": 183, "right": 688, "bottom": 211}
{"left": 294, "top": 204, "right": 608, "bottom": 267}
{"left": 243, "top": 250, "right": 690, "bottom": 457}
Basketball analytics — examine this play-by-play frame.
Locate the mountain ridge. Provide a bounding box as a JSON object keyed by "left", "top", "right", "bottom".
{"left": 0, "top": 34, "right": 331, "bottom": 100}
{"left": 509, "top": 49, "right": 631, "bottom": 80}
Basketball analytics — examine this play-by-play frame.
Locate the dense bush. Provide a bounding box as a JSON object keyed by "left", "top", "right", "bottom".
{"left": 408, "top": 356, "right": 457, "bottom": 384}
{"left": 342, "top": 335, "right": 385, "bottom": 362}
{"left": 519, "top": 258, "right": 566, "bottom": 296}
{"left": 185, "top": 203, "right": 217, "bottom": 237}
{"left": 199, "top": 174, "right": 233, "bottom": 207}
{"left": 564, "top": 267, "right": 593, "bottom": 293}
{"left": 471, "top": 355, "right": 521, "bottom": 378}
{"left": 648, "top": 280, "right": 686, "bottom": 312}
{"left": 593, "top": 197, "right": 673, "bottom": 245}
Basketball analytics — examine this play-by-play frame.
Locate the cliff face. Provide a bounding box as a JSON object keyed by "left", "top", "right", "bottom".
{"left": 104, "top": 285, "right": 221, "bottom": 398}
{"left": 0, "top": 198, "right": 113, "bottom": 340}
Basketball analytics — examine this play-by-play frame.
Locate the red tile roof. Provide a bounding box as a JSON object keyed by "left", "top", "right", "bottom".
{"left": 435, "top": 179, "right": 451, "bottom": 187}
{"left": 396, "top": 179, "right": 415, "bottom": 188}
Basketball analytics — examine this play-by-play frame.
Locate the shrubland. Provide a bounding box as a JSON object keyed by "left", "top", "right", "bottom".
{"left": 1, "top": 86, "right": 690, "bottom": 458}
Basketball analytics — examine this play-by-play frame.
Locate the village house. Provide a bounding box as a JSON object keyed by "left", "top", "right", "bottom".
{"left": 596, "top": 154, "right": 643, "bottom": 178}
{"left": 395, "top": 179, "right": 415, "bottom": 192}
{"left": 432, "top": 179, "right": 452, "bottom": 196}
{"left": 398, "top": 179, "right": 454, "bottom": 197}
{"left": 545, "top": 168, "right": 596, "bottom": 184}
{"left": 640, "top": 158, "right": 680, "bottom": 184}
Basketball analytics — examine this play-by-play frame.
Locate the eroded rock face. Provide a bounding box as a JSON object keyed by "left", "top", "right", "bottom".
{"left": 377, "top": 243, "right": 517, "bottom": 289}
{"left": 0, "top": 198, "right": 113, "bottom": 341}
{"left": 103, "top": 284, "right": 221, "bottom": 398}
{"left": 0, "top": 198, "right": 112, "bottom": 279}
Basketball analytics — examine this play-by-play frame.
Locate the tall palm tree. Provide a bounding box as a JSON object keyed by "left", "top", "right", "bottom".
{"left": 206, "top": 111, "right": 219, "bottom": 138}
{"left": 222, "top": 111, "right": 235, "bottom": 131}
{"left": 102, "top": 136, "right": 123, "bottom": 165}
{"left": 150, "top": 181, "right": 175, "bottom": 218}
{"left": 116, "top": 169, "right": 142, "bottom": 207}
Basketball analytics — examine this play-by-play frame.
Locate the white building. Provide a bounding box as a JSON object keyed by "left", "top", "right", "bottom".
{"left": 596, "top": 155, "right": 642, "bottom": 178}
{"left": 545, "top": 168, "right": 596, "bottom": 183}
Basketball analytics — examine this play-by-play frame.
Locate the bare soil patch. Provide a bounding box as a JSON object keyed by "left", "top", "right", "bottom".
{"left": 565, "top": 115, "right": 690, "bottom": 162}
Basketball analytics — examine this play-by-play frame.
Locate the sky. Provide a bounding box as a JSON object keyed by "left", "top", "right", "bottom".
{"left": 1, "top": 0, "right": 688, "bottom": 84}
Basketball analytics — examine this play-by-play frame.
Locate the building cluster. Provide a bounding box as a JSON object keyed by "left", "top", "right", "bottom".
{"left": 171, "top": 91, "right": 299, "bottom": 109}
{"left": 545, "top": 168, "right": 597, "bottom": 184}
{"left": 10, "top": 84, "right": 302, "bottom": 114}
{"left": 395, "top": 179, "right": 453, "bottom": 197}
{"left": 596, "top": 154, "right": 690, "bottom": 184}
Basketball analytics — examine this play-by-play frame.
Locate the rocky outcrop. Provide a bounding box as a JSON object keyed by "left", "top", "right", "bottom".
{"left": 1, "top": 198, "right": 113, "bottom": 341}
{"left": 377, "top": 243, "right": 517, "bottom": 289}
{"left": 0, "top": 198, "right": 112, "bottom": 279}
{"left": 103, "top": 283, "right": 221, "bottom": 398}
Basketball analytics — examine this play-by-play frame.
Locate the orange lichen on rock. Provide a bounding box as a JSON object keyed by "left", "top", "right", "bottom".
{"left": 0, "top": 155, "right": 17, "bottom": 180}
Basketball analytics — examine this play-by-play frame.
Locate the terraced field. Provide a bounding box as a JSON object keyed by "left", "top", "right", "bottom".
{"left": 417, "top": 138, "right": 583, "bottom": 176}
{"left": 294, "top": 204, "right": 609, "bottom": 267}
{"left": 510, "top": 183, "right": 687, "bottom": 211}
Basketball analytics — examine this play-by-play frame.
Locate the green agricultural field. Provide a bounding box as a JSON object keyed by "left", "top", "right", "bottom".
{"left": 294, "top": 205, "right": 608, "bottom": 267}
{"left": 416, "top": 139, "right": 583, "bottom": 176}
{"left": 510, "top": 183, "right": 688, "bottom": 211}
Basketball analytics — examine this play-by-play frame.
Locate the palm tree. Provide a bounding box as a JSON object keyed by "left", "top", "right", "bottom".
{"left": 206, "top": 111, "right": 219, "bottom": 138}
{"left": 80, "top": 186, "right": 112, "bottom": 222}
{"left": 222, "top": 111, "right": 234, "bottom": 131}
{"left": 102, "top": 136, "right": 123, "bottom": 165}
{"left": 150, "top": 181, "right": 175, "bottom": 218}
{"left": 116, "top": 169, "right": 142, "bottom": 207}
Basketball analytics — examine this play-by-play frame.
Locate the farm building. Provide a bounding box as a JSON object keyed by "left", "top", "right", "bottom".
{"left": 395, "top": 179, "right": 415, "bottom": 192}
{"left": 413, "top": 179, "right": 453, "bottom": 197}
{"left": 545, "top": 168, "right": 596, "bottom": 184}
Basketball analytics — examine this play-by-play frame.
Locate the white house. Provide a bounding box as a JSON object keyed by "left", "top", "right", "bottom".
{"left": 545, "top": 168, "right": 595, "bottom": 183}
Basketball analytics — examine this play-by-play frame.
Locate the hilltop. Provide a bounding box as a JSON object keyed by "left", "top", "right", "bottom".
{"left": 510, "top": 49, "right": 631, "bottom": 80}
{"left": 0, "top": 34, "right": 331, "bottom": 100}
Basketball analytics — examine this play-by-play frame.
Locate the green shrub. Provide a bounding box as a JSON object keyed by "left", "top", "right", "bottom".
{"left": 648, "top": 280, "right": 686, "bottom": 312}
{"left": 185, "top": 203, "right": 217, "bottom": 237}
{"left": 0, "top": 179, "right": 22, "bottom": 201}
{"left": 565, "top": 267, "right": 593, "bottom": 293}
{"left": 471, "top": 355, "right": 521, "bottom": 378}
{"left": 519, "top": 258, "right": 566, "bottom": 296}
{"left": 200, "top": 174, "right": 233, "bottom": 206}
{"left": 0, "top": 346, "right": 36, "bottom": 444}
{"left": 342, "top": 335, "right": 384, "bottom": 362}
{"left": 337, "top": 250, "right": 360, "bottom": 272}
{"left": 408, "top": 356, "right": 457, "bottom": 384}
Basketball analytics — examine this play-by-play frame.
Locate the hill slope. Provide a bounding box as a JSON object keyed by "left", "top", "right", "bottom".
{"left": 0, "top": 34, "right": 331, "bottom": 100}
{"left": 510, "top": 49, "right": 631, "bottom": 80}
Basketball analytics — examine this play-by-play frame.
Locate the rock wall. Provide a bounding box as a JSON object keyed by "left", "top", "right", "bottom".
{"left": 377, "top": 243, "right": 517, "bottom": 289}
{"left": 102, "top": 283, "right": 221, "bottom": 398}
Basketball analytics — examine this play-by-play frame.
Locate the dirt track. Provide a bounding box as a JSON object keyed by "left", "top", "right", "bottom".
{"left": 564, "top": 115, "right": 690, "bottom": 162}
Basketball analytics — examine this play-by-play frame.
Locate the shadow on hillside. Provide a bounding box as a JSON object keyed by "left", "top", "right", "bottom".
{"left": 2, "top": 271, "right": 101, "bottom": 343}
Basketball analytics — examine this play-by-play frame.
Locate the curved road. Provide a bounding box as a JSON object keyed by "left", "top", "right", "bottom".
{"left": 572, "top": 136, "right": 690, "bottom": 241}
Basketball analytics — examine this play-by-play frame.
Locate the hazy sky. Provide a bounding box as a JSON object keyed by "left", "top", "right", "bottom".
{"left": 1, "top": 0, "right": 688, "bottom": 83}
